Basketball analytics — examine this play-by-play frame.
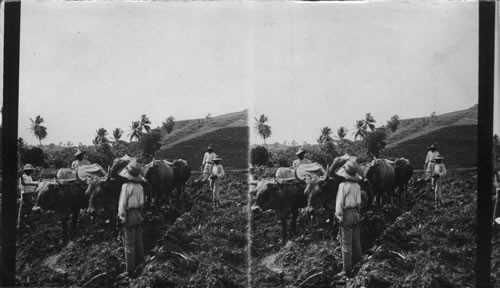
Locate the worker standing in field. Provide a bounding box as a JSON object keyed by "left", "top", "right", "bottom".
{"left": 201, "top": 145, "right": 216, "bottom": 182}
{"left": 71, "top": 149, "right": 91, "bottom": 169}
{"left": 335, "top": 160, "right": 362, "bottom": 278}
{"left": 292, "top": 147, "right": 312, "bottom": 168}
{"left": 210, "top": 155, "right": 225, "bottom": 208}
{"left": 424, "top": 144, "right": 439, "bottom": 187}
{"left": 117, "top": 160, "right": 146, "bottom": 278}
{"left": 432, "top": 154, "right": 447, "bottom": 208}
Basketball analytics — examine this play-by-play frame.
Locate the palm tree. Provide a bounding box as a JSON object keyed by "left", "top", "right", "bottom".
{"left": 254, "top": 114, "right": 272, "bottom": 148}
{"left": 364, "top": 113, "right": 376, "bottom": 132}
{"left": 94, "top": 128, "right": 109, "bottom": 145}
{"left": 129, "top": 121, "right": 142, "bottom": 142}
{"left": 162, "top": 116, "right": 175, "bottom": 134}
{"left": 337, "top": 127, "right": 348, "bottom": 141}
{"left": 30, "top": 115, "right": 47, "bottom": 147}
{"left": 140, "top": 114, "right": 151, "bottom": 133}
{"left": 318, "top": 126, "right": 333, "bottom": 144}
{"left": 112, "top": 128, "right": 123, "bottom": 143}
{"left": 354, "top": 120, "right": 367, "bottom": 140}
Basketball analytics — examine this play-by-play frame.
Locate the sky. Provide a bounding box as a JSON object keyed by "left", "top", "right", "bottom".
{"left": 17, "top": 1, "right": 252, "bottom": 145}
{"left": 249, "top": 1, "right": 486, "bottom": 145}
{"left": 3, "top": 0, "right": 499, "bottom": 145}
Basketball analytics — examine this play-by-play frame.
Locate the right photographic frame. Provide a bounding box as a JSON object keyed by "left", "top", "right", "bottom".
{"left": 248, "top": 1, "right": 497, "bottom": 287}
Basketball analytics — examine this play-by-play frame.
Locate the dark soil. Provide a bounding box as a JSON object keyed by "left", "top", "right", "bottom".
{"left": 250, "top": 173, "right": 476, "bottom": 288}
{"left": 15, "top": 174, "right": 248, "bottom": 288}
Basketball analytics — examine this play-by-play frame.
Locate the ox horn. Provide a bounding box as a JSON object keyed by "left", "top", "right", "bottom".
{"left": 294, "top": 168, "right": 306, "bottom": 182}
{"left": 103, "top": 166, "right": 110, "bottom": 182}
{"left": 75, "top": 166, "right": 84, "bottom": 183}
{"left": 55, "top": 169, "right": 62, "bottom": 185}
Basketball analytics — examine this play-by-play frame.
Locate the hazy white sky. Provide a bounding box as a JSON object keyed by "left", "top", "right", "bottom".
{"left": 18, "top": 1, "right": 252, "bottom": 145}
{"left": 250, "top": 1, "right": 484, "bottom": 144}
{"left": 7, "top": 1, "right": 500, "bottom": 145}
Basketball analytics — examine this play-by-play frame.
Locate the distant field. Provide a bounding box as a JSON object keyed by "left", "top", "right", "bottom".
{"left": 158, "top": 126, "right": 249, "bottom": 170}
{"left": 384, "top": 125, "right": 477, "bottom": 168}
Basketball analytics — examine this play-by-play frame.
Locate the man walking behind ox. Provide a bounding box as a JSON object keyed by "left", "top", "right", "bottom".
{"left": 424, "top": 144, "right": 439, "bottom": 188}
{"left": 201, "top": 145, "right": 216, "bottom": 182}
{"left": 71, "top": 149, "right": 91, "bottom": 169}
{"left": 335, "top": 160, "right": 363, "bottom": 278}
{"left": 432, "top": 154, "right": 447, "bottom": 208}
{"left": 210, "top": 155, "right": 225, "bottom": 208}
{"left": 117, "top": 160, "right": 146, "bottom": 278}
{"left": 293, "top": 147, "right": 312, "bottom": 168}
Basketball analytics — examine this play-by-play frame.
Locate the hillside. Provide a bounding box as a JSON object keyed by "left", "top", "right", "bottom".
{"left": 386, "top": 105, "right": 477, "bottom": 147}
{"left": 384, "top": 105, "right": 477, "bottom": 168}
{"left": 158, "top": 110, "right": 249, "bottom": 170}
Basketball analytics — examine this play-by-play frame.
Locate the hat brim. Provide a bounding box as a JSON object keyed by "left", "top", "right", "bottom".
{"left": 75, "top": 151, "right": 85, "bottom": 156}
{"left": 118, "top": 168, "right": 145, "bottom": 182}
{"left": 335, "top": 167, "right": 362, "bottom": 181}
{"left": 296, "top": 151, "right": 306, "bottom": 156}
{"left": 23, "top": 168, "right": 34, "bottom": 171}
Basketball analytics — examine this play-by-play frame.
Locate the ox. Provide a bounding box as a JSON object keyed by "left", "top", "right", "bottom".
{"left": 32, "top": 168, "right": 88, "bottom": 243}
{"left": 365, "top": 159, "right": 396, "bottom": 206}
{"left": 144, "top": 159, "right": 174, "bottom": 208}
{"left": 394, "top": 158, "right": 413, "bottom": 202}
{"left": 251, "top": 178, "right": 307, "bottom": 245}
{"left": 83, "top": 158, "right": 150, "bottom": 222}
{"left": 301, "top": 156, "right": 365, "bottom": 227}
{"left": 172, "top": 159, "right": 191, "bottom": 203}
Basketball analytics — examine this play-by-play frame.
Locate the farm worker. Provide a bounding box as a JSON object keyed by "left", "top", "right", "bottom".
{"left": 71, "top": 149, "right": 91, "bottom": 169}
{"left": 432, "top": 154, "right": 447, "bottom": 208}
{"left": 335, "top": 160, "right": 363, "bottom": 277}
{"left": 117, "top": 160, "right": 146, "bottom": 278}
{"left": 201, "top": 145, "right": 216, "bottom": 182}
{"left": 19, "top": 164, "right": 39, "bottom": 194}
{"left": 292, "top": 147, "right": 312, "bottom": 168}
{"left": 210, "top": 155, "right": 225, "bottom": 208}
{"left": 424, "top": 144, "right": 439, "bottom": 187}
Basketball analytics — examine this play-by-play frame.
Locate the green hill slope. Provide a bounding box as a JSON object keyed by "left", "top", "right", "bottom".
{"left": 384, "top": 105, "right": 477, "bottom": 168}
{"left": 158, "top": 110, "right": 248, "bottom": 170}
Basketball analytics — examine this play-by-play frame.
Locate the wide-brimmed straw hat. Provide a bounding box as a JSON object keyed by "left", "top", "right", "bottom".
{"left": 74, "top": 149, "right": 85, "bottom": 157}
{"left": 213, "top": 155, "right": 222, "bottom": 162}
{"left": 23, "top": 164, "right": 35, "bottom": 171}
{"left": 428, "top": 144, "right": 437, "bottom": 150}
{"left": 119, "top": 161, "right": 146, "bottom": 182}
{"left": 336, "top": 160, "right": 362, "bottom": 181}
{"left": 296, "top": 147, "right": 306, "bottom": 156}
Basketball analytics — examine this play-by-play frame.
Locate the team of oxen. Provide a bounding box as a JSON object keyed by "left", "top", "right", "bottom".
{"left": 250, "top": 154, "right": 414, "bottom": 244}
{"left": 29, "top": 155, "right": 192, "bottom": 243}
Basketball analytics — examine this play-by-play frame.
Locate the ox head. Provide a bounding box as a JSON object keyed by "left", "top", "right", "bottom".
{"left": 250, "top": 180, "right": 279, "bottom": 214}
{"left": 32, "top": 181, "right": 61, "bottom": 213}
{"left": 77, "top": 166, "right": 113, "bottom": 214}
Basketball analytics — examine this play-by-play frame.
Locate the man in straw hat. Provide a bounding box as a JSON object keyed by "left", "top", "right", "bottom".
{"left": 71, "top": 149, "right": 91, "bottom": 169}
{"left": 19, "top": 164, "right": 39, "bottom": 195}
{"left": 432, "top": 154, "right": 447, "bottom": 208}
{"left": 210, "top": 155, "right": 225, "bottom": 208}
{"left": 335, "top": 160, "right": 363, "bottom": 278}
{"left": 201, "top": 145, "right": 216, "bottom": 182}
{"left": 292, "top": 147, "right": 312, "bottom": 168}
{"left": 117, "top": 160, "right": 146, "bottom": 278}
{"left": 424, "top": 144, "right": 439, "bottom": 186}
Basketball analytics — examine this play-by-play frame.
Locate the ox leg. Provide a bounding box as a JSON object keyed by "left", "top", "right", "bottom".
{"left": 280, "top": 216, "right": 288, "bottom": 245}
{"left": 61, "top": 216, "right": 69, "bottom": 244}
{"left": 291, "top": 209, "right": 298, "bottom": 234}
{"left": 70, "top": 207, "right": 79, "bottom": 237}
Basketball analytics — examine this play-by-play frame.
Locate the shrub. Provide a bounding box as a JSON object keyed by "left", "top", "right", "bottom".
{"left": 21, "top": 147, "right": 46, "bottom": 168}
{"left": 250, "top": 146, "right": 269, "bottom": 166}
